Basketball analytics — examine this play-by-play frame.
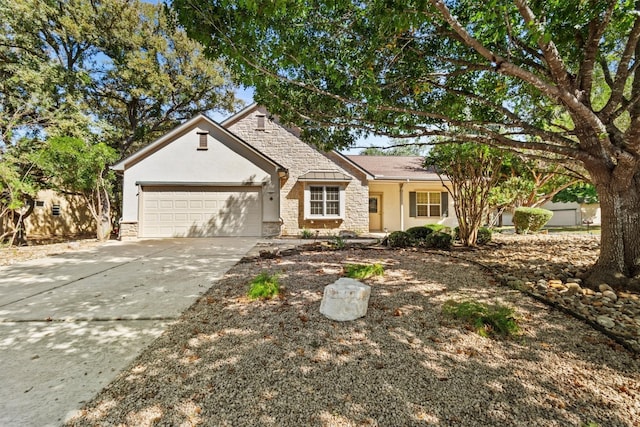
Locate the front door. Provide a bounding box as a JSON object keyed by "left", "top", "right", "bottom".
{"left": 368, "top": 194, "right": 382, "bottom": 231}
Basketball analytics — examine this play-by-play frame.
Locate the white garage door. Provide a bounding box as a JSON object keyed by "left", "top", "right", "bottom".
{"left": 140, "top": 186, "right": 262, "bottom": 237}
{"left": 547, "top": 209, "right": 578, "bottom": 226}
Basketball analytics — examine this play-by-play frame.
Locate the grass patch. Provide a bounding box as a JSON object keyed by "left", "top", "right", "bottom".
{"left": 443, "top": 300, "right": 520, "bottom": 338}
{"left": 343, "top": 263, "right": 384, "bottom": 279}
{"left": 247, "top": 272, "right": 280, "bottom": 300}
{"left": 545, "top": 225, "right": 601, "bottom": 234}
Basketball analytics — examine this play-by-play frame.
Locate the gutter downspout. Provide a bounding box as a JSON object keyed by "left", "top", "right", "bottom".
{"left": 399, "top": 182, "right": 404, "bottom": 231}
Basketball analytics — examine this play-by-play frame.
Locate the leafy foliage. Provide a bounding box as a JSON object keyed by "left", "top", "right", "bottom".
{"left": 406, "top": 226, "right": 433, "bottom": 240}
{"left": 387, "top": 231, "right": 413, "bottom": 248}
{"left": 35, "top": 137, "right": 118, "bottom": 240}
{"left": 300, "top": 228, "right": 315, "bottom": 239}
{"left": 443, "top": 300, "right": 520, "bottom": 338}
{"left": 171, "top": 0, "right": 640, "bottom": 285}
{"left": 424, "top": 232, "right": 452, "bottom": 250}
{"left": 425, "top": 143, "right": 502, "bottom": 247}
{"left": 0, "top": 0, "right": 240, "bottom": 244}
{"left": 425, "top": 224, "right": 449, "bottom": 234}
{"left": 513, "top": 207, "right": 553, "bottom": 235}
{"left": 343, "top": 263, "right": 384, "bottom": 280}
{"left": 553, "top": 183, "right": 599, "bottom": 204}
{"left": 330, "top": 236, "right": 346, "bottom": 250}
{"left": 476, "top": 227, "right": 493, "bottom": 245}
{"left": 247, "top": 273, "right": 280, "bottom": 300}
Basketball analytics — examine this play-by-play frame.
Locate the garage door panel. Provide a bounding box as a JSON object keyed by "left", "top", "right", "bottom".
{"left": 141, "top": 186, "right": 261, "bottom": 238}
{"left": 548, "top": 210, "right": 577, "bottom": 226}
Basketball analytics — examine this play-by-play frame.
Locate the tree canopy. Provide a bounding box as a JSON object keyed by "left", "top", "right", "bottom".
{"left": 0, "top": 0, "right": 241, "bottom": 242}
{"left": 173, "top": 0, "right": 640, "bottom": 289}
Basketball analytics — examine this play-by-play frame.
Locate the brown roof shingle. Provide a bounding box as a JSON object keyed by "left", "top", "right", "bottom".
{"left": 345, "top": 155, "right": 442, "bottom": 181}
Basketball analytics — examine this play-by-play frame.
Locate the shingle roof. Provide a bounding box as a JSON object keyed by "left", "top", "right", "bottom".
{"left": 345, "top": 155, "right": 442, "bottom": 181}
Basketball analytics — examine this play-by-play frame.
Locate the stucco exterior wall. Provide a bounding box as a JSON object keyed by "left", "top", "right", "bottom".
{"left": 119, "top": 118, "right": 280, "bottom": 232}
{"left": 227, "top": 107, "right": 369, "bottom": 235}
{"left": 369, "top": 182, "right": 457, "bottom": 232}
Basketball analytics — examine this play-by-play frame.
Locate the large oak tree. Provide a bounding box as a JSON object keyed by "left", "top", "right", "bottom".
{"left": 173, "top": 0, "right": 640, "bottom": 290}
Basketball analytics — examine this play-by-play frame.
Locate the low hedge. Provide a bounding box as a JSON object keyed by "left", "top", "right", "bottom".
{"left": 513, "top": 207, "right": 553, "bottom": 234}
{"left": 406, "top": 226, "right": 433, "bottom": 240}
{"left": 387, "top": 230, "right": 413, "bottom": 248}
{"left": 425, "top": 232, "right": 452, "bottom": 249}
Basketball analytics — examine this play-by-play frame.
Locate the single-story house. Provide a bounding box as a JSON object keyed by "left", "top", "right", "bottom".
{"left": 112, "top": 104, "right": 456, "bottom": 239}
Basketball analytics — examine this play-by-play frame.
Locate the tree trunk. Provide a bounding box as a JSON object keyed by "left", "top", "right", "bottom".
{"left": 585, "top": 168, "right": 640, "bottom": 291}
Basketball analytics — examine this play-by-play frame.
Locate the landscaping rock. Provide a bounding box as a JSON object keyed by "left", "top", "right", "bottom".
{"left": 565, "top": 282, "right": 582, "bottom": 296}
{"left": 596, "top": 315, "right": 616, "bottom": 329}
{"left": 319, "top": 278, "right": 371, "bottom": 321}
{"left": 599, "top": 283, "right": 614, "bottom": 293}
{"left": 603, "top": 290, "right": 618, "bottom": 302}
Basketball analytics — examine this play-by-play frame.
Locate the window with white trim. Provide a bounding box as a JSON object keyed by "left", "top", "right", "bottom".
{"left": 305, "top": 185, "right": 345, "bottom": 218}
{"left": 416, "top": 191, "right": 441, "bottom": 217}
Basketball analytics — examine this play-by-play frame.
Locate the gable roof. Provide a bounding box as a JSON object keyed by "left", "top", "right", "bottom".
{"left": 346, "top": 155, "right": 442, "bottom": 181}
{"left": 223, "top": 104, "right": 374, "bottom": 180}
{"left": 111, "top": 113, "right": 287, "bottom": 173}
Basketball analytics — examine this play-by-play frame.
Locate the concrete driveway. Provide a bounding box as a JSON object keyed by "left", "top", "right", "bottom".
{"left": 0, "top": 237, "right": 257, "bottom": 427}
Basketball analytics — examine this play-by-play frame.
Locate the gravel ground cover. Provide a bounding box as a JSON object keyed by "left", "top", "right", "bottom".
{"left": 0, "top": 238, "right": 102, "bottom": 266}
{"left": 65, "top": 234, "right": 640, "bottom": 427}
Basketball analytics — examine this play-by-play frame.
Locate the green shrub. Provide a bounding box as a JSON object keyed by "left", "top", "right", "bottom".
{"left": 513, "top": 207, "right": 553, "bottom": 234}
{"left": 442, "top": 300, "right": 520, "bottom": 338}
{"left": 454, "top": 226, "right": 491, "bottom": 244}
{"left": 344, "top": 263, "right": 384, "bottom": 279}
{"left": 330, "top": 235, "right": 346, "bottom": 249}
{"left": 424, "top": 231, "right": 452, "bottom": 249}
{"left": 387, "top": 230, "right": 413, "bottom": 248}
{"left": 248, "top": 273, "right": 280, "bottom": 300}
{"left": 300, "top": 228, "right": 315, "bottom": 239}
{"left": 406, "top": 226, "right": 433, "bottom": 240}
{"left": 477, "top": 227, "right": 493, "bottom": 245}
{"left": 425, "top": 224, "right": 448, "bottom": 233}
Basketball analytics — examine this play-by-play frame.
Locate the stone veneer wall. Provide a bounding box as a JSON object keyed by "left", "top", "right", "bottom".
{"left": 119, "top": 221, "right": 138, "bottom": 240}
{"left": 227, "top": 108, "right": 369, "bottom": 236}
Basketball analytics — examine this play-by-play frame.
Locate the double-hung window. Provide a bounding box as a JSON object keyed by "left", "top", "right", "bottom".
{"left": 305, "top": 185, "right": 345, "bottom": 218}
{"left": 309, "top": 186, "right": 340, "bottom": 216}
{"left": 410, "top": 191, "right": 448, "bottom": 217}
{"left": 416, "top": 192, "right": 441, "bottom": 217}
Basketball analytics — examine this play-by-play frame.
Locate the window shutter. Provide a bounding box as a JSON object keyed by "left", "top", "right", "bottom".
{"left": 409, "top": 192, "right": 416, "bottom": 217}
{"left": 441, "top": 192, "right": 449, "bottom": 217}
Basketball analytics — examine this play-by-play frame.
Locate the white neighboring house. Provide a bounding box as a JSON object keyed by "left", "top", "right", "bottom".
{"left": 501, "top": 201, "right": 602, "bottom": 227}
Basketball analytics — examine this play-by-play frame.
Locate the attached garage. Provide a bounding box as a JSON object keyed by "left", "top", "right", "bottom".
{"left": 140, "top": 186, "right": 262, "bottom": 238}
{"left": 546, "top": 208, "right": 578, "bottom": 227}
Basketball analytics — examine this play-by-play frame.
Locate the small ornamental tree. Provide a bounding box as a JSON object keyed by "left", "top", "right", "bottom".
{"left": 36, "top": 137, "right": 118, "bottom": 241}
{"left": 0, "top": 156, "right": 38, "bottom": 245}
{"left": 425, "top": 143, "right": 503, "bottom": 246}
